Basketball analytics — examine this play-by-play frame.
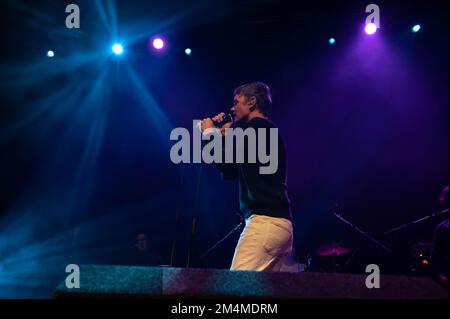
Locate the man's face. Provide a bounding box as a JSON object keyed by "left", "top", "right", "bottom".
{"left": 136, "top": 233, "right": 148, "bottom": 251}
{"left": 231, "top": 94, "right": 252, "bottom": 122}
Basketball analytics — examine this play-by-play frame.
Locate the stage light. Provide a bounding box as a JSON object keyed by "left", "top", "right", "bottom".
{"left": 412, "top": 24, "right": 421, "bottom": 33}
{"left": 328, "top": 38, "right": 336, "bottom": 45}
{"left": 47, "top": 50, "right": 55, "bottom": 58}
{"left": 152, "top": 38, "right": 164, "bottom": 50}
{"left": 112, "top": 43, "right": 124, "bottom": 55}
{"left": 365, "top": 23, "right": 377, "bottom": 35}
{"left": 185, "top": 48, "right": 192, "bottom": 55}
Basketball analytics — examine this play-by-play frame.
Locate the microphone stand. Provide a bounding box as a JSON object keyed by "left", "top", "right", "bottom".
{"left": 200, "top": 219, "right": 244, "bottom": 260}
{"left": 170, "top": 164, "right": 184, "bottom": 267}
{"left": 189, "top": 116, "right": 235, "bottom": 265}
{"left": 383, "top": 208, "right": 449, "bottom": 235}
{"left": 333, "top": 210, "right": 391, "bottom": 253}
{"left": 186, "top": 165, "right": 202, "bottom": 268}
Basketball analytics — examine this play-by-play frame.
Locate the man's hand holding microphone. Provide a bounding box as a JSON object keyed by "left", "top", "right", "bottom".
{"left": 200, "top": 112, "right": 233, "bottom": 136}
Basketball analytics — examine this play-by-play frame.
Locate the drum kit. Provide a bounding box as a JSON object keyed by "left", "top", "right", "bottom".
{"left": 311, "top": 206, "right": 449, "bottom": 274}
{"left": 313, "top": 242, "right": 355, "bottom": 273}
{"left": 316, "top": 242, "right": 353, "bottom": 257}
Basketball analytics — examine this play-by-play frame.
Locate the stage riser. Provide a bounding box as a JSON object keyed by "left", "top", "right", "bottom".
{"left": 54, "top": 265, "right": 448, "bottom": 299}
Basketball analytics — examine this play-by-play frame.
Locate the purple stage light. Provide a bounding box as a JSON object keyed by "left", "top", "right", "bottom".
{"left": 148, "top": 36, "right": 168, "bottom": 54}
{"left": 152, "top": 38, "right": 164, "bottom": 50}
{"left": 365, "top": 23, "right": 377, "bottom": 35}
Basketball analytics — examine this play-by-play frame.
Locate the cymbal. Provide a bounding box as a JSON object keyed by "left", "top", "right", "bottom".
{"left": 316, "top": 243, "right": 352, "bottom": 256}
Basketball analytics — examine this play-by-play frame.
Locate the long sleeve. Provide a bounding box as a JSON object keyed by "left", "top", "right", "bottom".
{"left": 202, "top": 130, "right": 239, "bottom": 180}
{"left": 215, "top": 162, "right": 238, "bottom": 180}
{"left": 214, "top": 134, "right": 238, "bottom": 180}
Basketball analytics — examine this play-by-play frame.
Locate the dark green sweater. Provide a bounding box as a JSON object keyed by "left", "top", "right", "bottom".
{"left": 215, "top": 117, "right": 292, "bottom": 220}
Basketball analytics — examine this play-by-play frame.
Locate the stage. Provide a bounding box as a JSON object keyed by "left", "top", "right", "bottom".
{"left": 54, "top": 265, "right": 448, "bottom": 299}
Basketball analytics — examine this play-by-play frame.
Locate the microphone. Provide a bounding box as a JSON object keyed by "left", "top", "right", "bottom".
{"left": 196, "top": 113, "right": 233, "bottom": 132}
{"left": 211, "top": 113, "right": 232, "bottom": 127}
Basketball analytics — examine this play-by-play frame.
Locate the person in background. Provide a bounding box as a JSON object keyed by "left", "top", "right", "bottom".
{"left": 431, "top": 185, "right": 449, "bottom": 288}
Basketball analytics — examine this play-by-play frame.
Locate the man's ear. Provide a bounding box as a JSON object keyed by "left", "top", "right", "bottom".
{"left": 248, "top": 96, "right": 257, "bottom": 111}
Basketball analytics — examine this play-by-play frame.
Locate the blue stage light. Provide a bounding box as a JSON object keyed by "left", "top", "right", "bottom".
{"left": 112, "top": 43, "right": 124, "bottom": 55}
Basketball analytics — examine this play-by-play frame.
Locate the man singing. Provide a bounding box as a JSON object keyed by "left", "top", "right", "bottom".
{"left": 200, "top": 82, "right": 293, "bottom": 271}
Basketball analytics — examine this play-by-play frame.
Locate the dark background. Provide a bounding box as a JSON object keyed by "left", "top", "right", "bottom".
{"left": 0, "top": 0, "right": 448, "bottom": 297}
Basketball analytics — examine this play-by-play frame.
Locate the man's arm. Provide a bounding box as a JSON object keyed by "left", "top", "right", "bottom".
{"left": 215, "top": 162, "right": 238, "bottom": 180}
{"left": 200, "top": 113, "right": 238, "bottom": 180}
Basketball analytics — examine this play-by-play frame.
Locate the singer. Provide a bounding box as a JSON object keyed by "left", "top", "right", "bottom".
{"left": 200, "top": 82, "right": 294, "bottom": 271}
